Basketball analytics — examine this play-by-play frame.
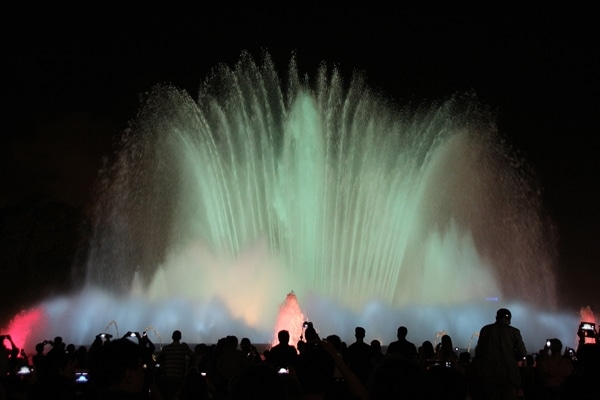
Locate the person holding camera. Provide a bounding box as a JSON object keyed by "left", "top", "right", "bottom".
{"left": 0, "top": 335, "right": 19, "bottom": 387}
{"left": 295, "top": 322, "right": 336, "bottom": 399}
{"left": 267, "top": 330, "right": 298, "bottom": 372}
{"left": 537, "top": 338, "right": 574, "bottom": 399}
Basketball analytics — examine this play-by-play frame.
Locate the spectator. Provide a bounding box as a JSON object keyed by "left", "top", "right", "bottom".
{"left": 240, "top": 337, "right": 262, "bottom": 366}
{"left": 230, "top": 363, "right": 288, "bottom": 400}
{"left": 370, "top": 339, "right": 384, "bottom": 369}
{"left": 537, "top": 338, "right": 573, "bottom": 399}
{"left": 156, "top": 330, "right": 195, "bottom": 400}
{"left": 368, "top": 354, "right": 430, "bottom": 399}
{"left": 561, "top": 343, "right": 600, "bottom": 397}
{"left": 46, "top": 336, "right": 67, "bottom": 377}
{"left": 386, "top": 326, "right": 418, "bottom": 361}
{"left": 417, "top": 340, "right": 436, "bottom": 371}
{"left": 295, "top": 322, "right": 336, "bottom": 399}
{"left": 344, "top": 326, "right": 373, "bottom": 384}
{"left": 473, "top": 307, "right": 527, "bottom": 400}
{"left": 266, "top": 330, "right": 298, "bottom": 372}
{"left": 89, "top": 337, "right": 151, "bottom": 399}
{"left": 436, "top": 334, "right": 459, "bottom": 365}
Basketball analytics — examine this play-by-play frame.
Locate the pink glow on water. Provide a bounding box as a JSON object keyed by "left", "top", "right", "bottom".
{"left": 579, "top": 305, "right": 597, "bottom": 345}
{"left": 271, "top": 291, "right": 305, "bottom": 350}
{"left": 579, "top": 306, "right": 596, "bottom": 324}
{"left": 2, "top": 307, "right": 47, "bottom": 352}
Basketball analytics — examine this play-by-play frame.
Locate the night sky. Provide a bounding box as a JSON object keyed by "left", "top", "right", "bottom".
{"left": 2, "top": 5, "right": 599, "bottom": 323}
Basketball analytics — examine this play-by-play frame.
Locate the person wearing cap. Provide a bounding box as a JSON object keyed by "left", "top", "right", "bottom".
{"left": 473, "top": 308, "right": 527, "bottom": 400}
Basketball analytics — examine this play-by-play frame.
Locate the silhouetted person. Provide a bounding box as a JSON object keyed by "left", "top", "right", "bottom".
{"left": 240, "top": 337, "right": 262, "bottom": 366}
{"left": 46, "top": 336, "right": 67, "bottom": 376}
{"left": 519, "top": 354, "right": 538, "bottom": 400}
{"left": 436, "top": 334, "right": 459, "bottom": 365}
{"left": 156, "top": 329, "right": 194, "bottom": 400}
{"left": 88, "top": 333, "right": 113, "bottom": 374}
{"left": 0, "top": 335, "right": 19, "bottom": 395}
{"left": 267, "top": 330, "right": 298, "bottom": 372}
{"left": 124, "top": 331, "right": 157, "bottom": 395}
{"left": 417, "top": 340, "right": 436, "bottom": 371}
{"left": 89, "top": 337, "right": 152, "bottom": 399}
{"left": 180, "top": 365, "right": 210, "bottom": 400}
{"left": 370, "top": 339, "right": 384, "bottom": 369}
{"left": 230, "top": 363, "right": 289, "bottom": 400}
{"left": 368, "top": 354, "right": 431, "bottom": 399}
{"left": 473, "top": 307, "right": 527, "bottom": 400}
{"left": 295, "top": 322, "right": 336, "bottom": 399}
{"left": 426, "top": 361, "right": 469, "bottom": 400}
{"left": 386, "top": 326, "right": 418, "bottom": 361}
{"left": 28, "top": 342, "right": 53, "bottom": 400}
{"left": 191, "top": 343, "right": 210, "bottom": 374}
{"left": 344, "top": 326, "right": 373, "bottom": 384}
{"left": 537, "top": 338, "right": 573, "bottom": 399}
{"left": 561, "top": 342, "right": 600, "bottom": 397}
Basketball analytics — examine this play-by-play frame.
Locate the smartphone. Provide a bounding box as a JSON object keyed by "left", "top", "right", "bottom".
{"left": 16, "top": 366, "right": 32, "bottom": 376}
{"left": 580, "top": 322, "right": 595, "bottom": 331}
{"left": 75, "top": 372, "right": 89, "bottom": 383}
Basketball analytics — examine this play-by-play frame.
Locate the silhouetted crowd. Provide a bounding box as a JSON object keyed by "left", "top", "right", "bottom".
{"left": 0, "top": 308, "right": 598, "bottom": 400}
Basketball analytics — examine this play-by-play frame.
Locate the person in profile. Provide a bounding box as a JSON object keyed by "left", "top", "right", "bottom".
{"left": 472, "top": 308, "right": 527, "bottom": 400}
{"left": 386, "top": 326, "right": 418, "bottom": 361}
{"left": 156, "top": 330, "right": 195, "bottom": 400}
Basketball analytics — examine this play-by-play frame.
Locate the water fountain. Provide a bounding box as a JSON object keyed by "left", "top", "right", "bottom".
{"left": 3, "top": 51, "right": 588, "bottom": 352}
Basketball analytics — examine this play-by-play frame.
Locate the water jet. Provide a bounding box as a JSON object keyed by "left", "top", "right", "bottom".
{"left": 3, "top": 52, "right": 585, "bottom": 352}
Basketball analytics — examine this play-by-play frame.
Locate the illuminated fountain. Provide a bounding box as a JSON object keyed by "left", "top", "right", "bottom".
{"left": 3, "top": 52, "right": 588, "bottom": 352}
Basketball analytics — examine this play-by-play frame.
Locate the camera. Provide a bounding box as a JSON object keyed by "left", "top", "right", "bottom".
{"left": 578, "top": 321, "right": 597, "bottom": 344}
{"left": 74, "top": 372, "right": 89, "bottom": 383}
{"left": 579, "top": 321, "right": 596, "bottom": 335}
{"left": 16, "top": 366, "right": 32, "bottom": 376}
{"left": 545, "top": 339, "right": 551, "bottom": 348}
{"left": 303, "top": 321, "right": 312, "bottom": 328}
{"left": 97, "top": 333, "right": 113, "bottom": 340}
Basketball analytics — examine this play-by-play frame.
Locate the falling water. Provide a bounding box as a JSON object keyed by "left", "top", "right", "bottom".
{"left": 4, "top": 52, "right": 585, "bottom": 352}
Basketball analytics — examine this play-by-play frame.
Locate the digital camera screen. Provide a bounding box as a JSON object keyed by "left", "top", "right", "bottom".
{"left": 581, "top": 322, "right": 595, "bottom": 330}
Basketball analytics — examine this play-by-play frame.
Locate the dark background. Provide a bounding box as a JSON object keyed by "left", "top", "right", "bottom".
{"left": 2, "top": 4, "right": 598, "bottom": 324}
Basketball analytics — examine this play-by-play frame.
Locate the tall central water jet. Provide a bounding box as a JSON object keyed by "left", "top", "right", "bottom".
{"left": 8, "top": 52, "right": 568, "bottom": 351}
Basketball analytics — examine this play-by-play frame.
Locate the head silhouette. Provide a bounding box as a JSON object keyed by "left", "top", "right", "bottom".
{"left": 495, "top": 308, "right": 512, "bottom": 324}
{"left": 277, "top": 330, "right": 290, "bottom": 344}
{"left": 172, "top": 330, "right": 182, "bottom": 342}
{"left": 355, "top": 326, "right": 366, "bottom": 340}
{"left": 397, "top": 326, "right": 408, "bottom": 339}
